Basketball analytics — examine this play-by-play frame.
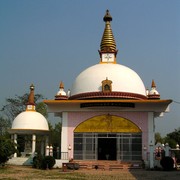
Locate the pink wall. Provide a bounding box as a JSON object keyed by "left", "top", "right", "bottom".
{"left": 67, "top": 111, "right": 149, "bottom": 153}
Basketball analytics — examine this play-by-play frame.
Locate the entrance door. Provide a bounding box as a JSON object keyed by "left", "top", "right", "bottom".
{"left": 98, "top": 138, "right": 116, "bottom": 160}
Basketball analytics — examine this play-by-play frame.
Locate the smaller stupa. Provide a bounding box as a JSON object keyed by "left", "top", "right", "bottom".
{"left": 9, "top": 84, "right": 49, "bottom": 157}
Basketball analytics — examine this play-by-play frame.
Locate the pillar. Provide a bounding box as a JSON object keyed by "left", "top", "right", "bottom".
{"left": 45, "top": 135, "right": 49, "bottom": 147}
{"left": 13, "top": 134, "right": 17, "bottom": 158}
{"left": 149, "top": 142, "right": 154, "bottom": 169}
{"left": 46, "top": 145, "right": 49, "bottom": 156}
{"left": 148, "top": 112, "right": 155, "bottom": 169}
{"left": 32, "top": 134, "right": 36, "bottom": 154}
{"left": 61, "top": 112, "right": 69, "bottom": 159}
{"left": 164, "top": 143, "right": 171, "bottom": 156}
{"left": 49, "top": 145, "right": 53, "bottom": 156}
{"left": 45, "top": 135, "right": 49, "bottom": 156}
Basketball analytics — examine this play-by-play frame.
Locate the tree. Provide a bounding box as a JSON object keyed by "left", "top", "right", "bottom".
{"left": 50, "top": 122, "right": 61, "bottom": 147}
{"left": 0, "top": 136, "right": 16, "bottom": 165}
{"left": 155, "top": 132, "right": 163, "bottom": 144}
{"left": 167, "top": 128, "right": 180, "bottom": 145}
{"left": 49, "top": 122, "right": 62, "bottom": 158}
{"left": 0, "top": 116, "right": 11, "bottom": 136}
{"left": 164, "top": 128, "right": 180, "bottom": 148}
{"left": 1, "top": 93, "right": 48, "bottom": 122}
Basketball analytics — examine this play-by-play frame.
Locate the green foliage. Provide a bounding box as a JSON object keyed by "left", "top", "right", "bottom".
{"left": 1, "top": 93, "right": 47, "bottom": 122}
{"left": 32, "top": 154, "right": 43, "bottom": 169}
{"left": 49, "top": 122, "right": 62, "bottom": 158}
{"left": 33, "top": 155, "right": 55, "bottom": 170}
{"left": 166, "top": 128, "right": 180, "bottom": 147}
{"left": 164, "top": 136, "right": 177, "bottom": 148}
{"left": 156, "top": 127, "right": 180, "bottom": 148}
{"left": 160, "top": 156, "right": 174, "bottom": 171}
{"left": 49, "top": 122, "right": 61, "bottom": 146}
{"left": 0, "top": 136, "right": 16, "bottom": 165}
{"left": 0, "top": 117, "right": 11, "bottom": 136}
{"left": 155, "top": 133, "right": 163, "bottom": 144}
{"left": 41, "top": 156, "right": 55, "bottom": 169}
{"left": 36, "top": 102, "right": 48, "bottom": 118}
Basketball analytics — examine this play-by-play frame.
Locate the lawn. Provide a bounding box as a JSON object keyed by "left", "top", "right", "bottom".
{"left": 0, "top": 165, "right": 180, "bottom": 180}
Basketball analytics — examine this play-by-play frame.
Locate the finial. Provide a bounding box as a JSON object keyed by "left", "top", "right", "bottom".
{"left": 26, "top": 84, "right": 36, "bottom": 111}
{"left": 99, "top": 10, "right": 117, "bottom": 53}
{"left": 28, "top": 84, "right": 35, "bottom": 105}
{"left": 60, "top": 81, "right": 64, "bottom": 89}
{"left": 151, "top": 80, "right": 156, "bottom": 88}
{"left": 30, "top": 84, "right": 35, "bottom": 90}
{"left": 103, "top": 9, "right": 112, "bottom": 22}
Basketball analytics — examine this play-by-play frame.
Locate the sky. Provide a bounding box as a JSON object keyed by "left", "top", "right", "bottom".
{"left": 0, "top": 0, "right": 180, "bottom": 136}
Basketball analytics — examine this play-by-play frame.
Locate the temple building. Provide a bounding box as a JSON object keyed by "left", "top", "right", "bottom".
{"left": 10, "top": 84, "right": 49, "bottom": 158}
{"left": 44, "top": 10, "right": 172, "bottom": 168}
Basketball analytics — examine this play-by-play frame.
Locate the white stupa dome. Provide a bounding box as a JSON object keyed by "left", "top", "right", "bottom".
{"left": 57, "top": 89, "right": 66, "bottom": 96}
{"left": 70, "top": 63, "right": 147, "bottom": 100}
{"left": 69, "top": 10, "right": 147, "bottom": 100}
{"left": 10, "top": 84, "right": 49, "bottom": 134}
{"left": 149, "top": 88, "right": 159, "bottom": 95}
{"left": 12, "top": 111, "right": 49, "bottom": 131}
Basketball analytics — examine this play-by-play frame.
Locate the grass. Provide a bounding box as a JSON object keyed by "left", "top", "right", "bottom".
{"left": 0, "top": 165, "right": 180, "bottom": 180}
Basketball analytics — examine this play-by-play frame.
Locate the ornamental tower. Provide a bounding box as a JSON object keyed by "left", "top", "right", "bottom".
{"left": 26, "top": 84, "right": 36, "bottom": 111}
{"left": 99, "top": 10, "right": 118, "bottom": 63}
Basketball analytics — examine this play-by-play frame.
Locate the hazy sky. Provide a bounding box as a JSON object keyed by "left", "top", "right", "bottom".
{"left": 0, "top": 0, "right": 180, "bottom": 136}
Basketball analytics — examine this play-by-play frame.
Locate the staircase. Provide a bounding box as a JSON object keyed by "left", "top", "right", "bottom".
{"left": 7, "top": 155, "right": 35, "bottom": 166}
{"left": 74, "top": 160, "right": 142, "bottom": 170}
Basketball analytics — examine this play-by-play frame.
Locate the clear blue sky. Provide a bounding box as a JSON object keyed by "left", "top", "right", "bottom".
{"left": 0, "top": 0, "right": 180, "bottom": 136}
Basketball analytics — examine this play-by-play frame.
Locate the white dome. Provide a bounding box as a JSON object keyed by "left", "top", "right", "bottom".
{"left": 12, "top": 111, "right": 49, "bottom": 131}
{"left": 57, "top": 88, "right": 66, "bottom": 96}
{"left": 149, "top": 88, "right": 160, "bottom": 95}
{"left": 70, "top": 63, "right": 146, "bottom": 99}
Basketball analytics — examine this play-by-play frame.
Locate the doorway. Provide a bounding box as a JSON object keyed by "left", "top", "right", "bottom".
{"left": 98, "top": 138, "right": 117, "bottom": 160}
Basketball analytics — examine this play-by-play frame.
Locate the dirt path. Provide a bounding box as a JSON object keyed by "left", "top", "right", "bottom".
{"left": 0, "top": 165, "right": 180, "bottom": 180}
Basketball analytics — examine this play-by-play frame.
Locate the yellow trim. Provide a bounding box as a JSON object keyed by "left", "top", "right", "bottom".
{"left": 74, "top": 114, "right": 141, "bottom": 133}
{"left": 26, "top": 105, "right": 36, "bottom": 111}
{"left": 99, "top": 61, "right": 117, "bottom": 64}
{"left": 44, "top": 99, "right": 172, "bottom": 104}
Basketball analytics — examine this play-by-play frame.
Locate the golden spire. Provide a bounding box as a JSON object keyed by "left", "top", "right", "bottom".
{"left": 59, "top": 81, "right": 64, "bottom": 89}
{"left": 100, "top": 10, "right": 117, "bottom": 53}
{"left": 151, "top": 80, "right": 156, "bottom": 88}
{"left": 26, "top": 84, "right": 36, "bottom": 111}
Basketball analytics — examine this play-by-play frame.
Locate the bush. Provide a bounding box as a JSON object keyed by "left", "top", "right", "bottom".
{"left": 33, "top": 155, "right": 55, "bottom": 170}
{"left": 41, "top": 156, "right": 55, "bottom": 170}
{"left": 32, "top": 154, "right": 43, "bottom": 169}
{"left": 0, "top": 137, "right": 16, "bottom": 165}
{"left": 160, "top": 156, "right": 174, "bottom": 171}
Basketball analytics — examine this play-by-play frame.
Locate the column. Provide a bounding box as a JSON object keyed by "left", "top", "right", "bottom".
{"left": 61, "top": 112, "right": 68, "bottom": 159}
{"left": 45, "top": 135, "right": 49, "bottom": 147}
{"left": 13, "top": 134, "right": 17, "bottom": 158}
{"left": 164, "top": 143, "right": 171, "bottom": 156}
{"left": 45, "top": 136, "right": 49, "bottom": 156}
{"left": 32, "top": 134, "right": 36, "bottom": 154}
{"left": 46, "top": 145, "right": 49, "bottom": 156}
{"left": 49, "top": 145, "right": 53, "bottom": 156}
{"left": 148, "top": 112, "right": 155, "bottom": 169}
{"left": 149, "top": 142, "right": 154, "bottom": 169}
